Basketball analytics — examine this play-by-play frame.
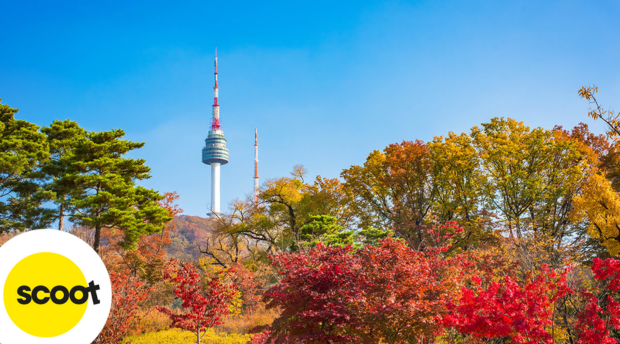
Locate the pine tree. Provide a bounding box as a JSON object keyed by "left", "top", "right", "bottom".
{"left": 40, "top": 120, "right": 86, "bottom": 231}
{"left": 67, "top": 129, "right": 171, "bottom": 252}
{"left": 0, "top": 100, "right": 52, "bottom": 231}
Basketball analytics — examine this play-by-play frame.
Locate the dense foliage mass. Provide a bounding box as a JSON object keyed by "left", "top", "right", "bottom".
{"left": 3, "top": 86, "right": 620, "bottom": 343}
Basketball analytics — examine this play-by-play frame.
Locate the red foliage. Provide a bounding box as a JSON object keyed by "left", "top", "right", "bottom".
{"left": 156, "top": 260, "right": 237, "bottom": 344}
{"left": 592, "top": 258, "right": 620, "bottom": 292}
{"left": 355, "top": 234, "right": 471, "bottom": 342}
{"left": 229, "top": 263, "right": 262, "bottom": 314}
{"left": 262, "top": 231, "right": 472, "bottom": 343}
{"left": 245, "top": 331, "right": 272, "bottom": 344}
{"left": 575, "top": 258, "right": 620, "bottom": 344}
{"left": 441, "top": 265, "right": 573, "bottom": 344}
{"left": 95, "top": 270, "right": 152, "bottom": 344}
{"left": 264, "top": 244, "right": 365, "bottom": 343}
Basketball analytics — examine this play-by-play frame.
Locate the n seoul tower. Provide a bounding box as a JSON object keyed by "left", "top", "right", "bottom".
{"left": 202, "top": 48, "right": 229, "bottom": 217}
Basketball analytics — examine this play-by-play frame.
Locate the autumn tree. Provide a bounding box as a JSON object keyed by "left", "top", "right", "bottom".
{"left": 157, "top": 260, "right": 237, "bottom": 344}
{"left": 575, "top": 258, "right": 620, "bottom": 343}
{"left": 295, "top": 175, "right": 355, "bottom": 228}
{"left": 574, "top": 86, "right": 620, "bottom": 258}
{"left": 342, "top": 140, "right": 440, "bottom": 249}
{"left": 471, "top": 118, "right": 594, "bottom": 242}
{"left": 208, "top": 171, "right": 310, "bottom": 255}
{"left": 262, "top": 225, "right": 472, "bottom": 343}
{"left": 572, "top": 173, "right": 620, "bottom": 256}
{"left": 259, "top": 169, "right": 308, "bottom": 243}
{"left": 228, "top": 262, "right": 262, "bottom": 314}
{"left": 354, "top": 233, "right": 471, "bottom": 342}
{"left": 440, "top": 256, "right": 620, "bottom": 344}
{"left": 95, "top": 270, "right": 152, "bottom": 344}
{"left": 102, "top": 191, "right": 182, "bottom": 283}
{"left": 579, "top": 85, "right": 620, "bottom": 141}
{"left": 201, "top": 199, "right": 265, "bottom": 267}
{"left": 205, "top": 166, "right": 354, "bottom": 260}
{"left": 263, "top": 243, "right": 366, "bottom": 343}
{"left": 429, "top": 131, "right": 497, "bottom": 251}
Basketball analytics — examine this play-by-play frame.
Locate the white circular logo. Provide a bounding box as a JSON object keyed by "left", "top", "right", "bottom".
{"left": 0, "top": 230, "right": 112, "bottom": 344}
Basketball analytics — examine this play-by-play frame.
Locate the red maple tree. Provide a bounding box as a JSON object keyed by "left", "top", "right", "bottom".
{"left": 261, "top": 226, "right": 472, "bottom": 343}
{"left": 263, "top": 243, "right": 365, "bottom": 343}
{"left": 355, "top": 234, "right": 471, "bottom": 342}
{"left": 156, "top": 260, "right": 237, "bottom": 344}
{"left": 576, "top": 258, "right": 620, "bottom": 344}
{"left": 229, "top": 262, "right": 262, "bottom": 314}
{"left": 441, "top": 264, "right": 573, "bottom": 344}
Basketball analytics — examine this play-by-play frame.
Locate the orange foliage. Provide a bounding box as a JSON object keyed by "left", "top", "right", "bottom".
{"left": 102, "top": 191, "right": 182, "bottom": 282}
{"left": 95, "top": 270, "right": 153, "bottom": 343}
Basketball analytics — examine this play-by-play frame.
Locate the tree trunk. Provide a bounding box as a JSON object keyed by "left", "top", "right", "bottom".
{"left": 94, "top": 223, "right": 101, "bottom": 253}
{"left": 197, "top": 329, "right": 201, "bottom": 344}
{"left": 93, "top": 184, "right": 102, "bottom": 253}
{"left": 58, "top": 202, "right": 65, "bottom": 231}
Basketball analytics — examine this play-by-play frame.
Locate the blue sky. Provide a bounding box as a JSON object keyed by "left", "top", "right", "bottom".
{"left": 2, "top": 0, "right": 620, "bottom": 217}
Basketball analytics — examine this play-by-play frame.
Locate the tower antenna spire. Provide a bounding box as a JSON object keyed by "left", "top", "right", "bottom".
{"left": 211, "top": 47, "right": 221, "bottom": 130}
{"left": 254, "top": 128, "right": 259, "bottom": 204}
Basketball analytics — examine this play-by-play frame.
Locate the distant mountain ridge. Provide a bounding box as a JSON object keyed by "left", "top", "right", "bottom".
{"left": 167, "top": 215, "right": 215, "bottom": 262}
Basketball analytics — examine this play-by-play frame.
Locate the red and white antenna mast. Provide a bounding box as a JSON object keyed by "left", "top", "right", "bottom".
{"left": 211, "top": 47, "right": 221, "bottom": 130}
{"left": 254, "top": 128, "right": 259, "bottom": 203}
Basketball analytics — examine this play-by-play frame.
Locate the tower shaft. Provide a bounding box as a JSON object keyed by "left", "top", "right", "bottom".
{"left": 212, "top": 163, "right": 221, "bottom": 213}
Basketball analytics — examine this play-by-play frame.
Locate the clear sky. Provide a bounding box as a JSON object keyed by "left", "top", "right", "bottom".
{"left": 2, "top": 0, "right": 620, "bottom": 218}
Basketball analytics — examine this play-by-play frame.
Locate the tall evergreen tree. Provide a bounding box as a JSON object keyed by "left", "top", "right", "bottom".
{"left": 67, "top": 129, "right": 171, "bottom": 253}
{"left": 0, "top": 100, "right": 52, "bottom": 231}
{"left": 40, "top": 120, "right": 86, "bottom": 231}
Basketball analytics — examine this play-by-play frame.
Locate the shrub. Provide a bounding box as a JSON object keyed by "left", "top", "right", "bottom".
{"left": 129, "top": 307, "right": 172, "bottom": 336}
{"left": 95, "top": 270, "right": 152, "bottom": 344}
{"left": 216, "top": 308, "right": 280, "bottom": 335}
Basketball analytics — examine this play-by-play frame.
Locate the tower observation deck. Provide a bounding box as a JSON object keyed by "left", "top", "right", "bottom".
{"left": 202, "top": 48, "right": 229, "bottom": 217}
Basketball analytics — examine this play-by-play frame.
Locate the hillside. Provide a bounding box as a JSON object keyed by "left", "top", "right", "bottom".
{"left": 167, "top": 215, "right": 215, "bottom": 262}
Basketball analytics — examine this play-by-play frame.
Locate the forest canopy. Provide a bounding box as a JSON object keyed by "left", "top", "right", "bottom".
{"left": 3, "top": 86, "right": 620, "bottom": 343}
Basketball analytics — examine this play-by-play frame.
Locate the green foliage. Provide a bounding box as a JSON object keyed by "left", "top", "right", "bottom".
{"left": 124, "top": 329, "right": 251, "bottom": 344}
{"left": 298, "top": 214, "right": 353, "bottom": 249}
{"left": 297, "top": 215, "right": 394, "bottom": 250}
{"left": 66, "top": 129, "right": 171, "bottom": 252}
{"left": 0, "top": 101, "right": 52, "bottom": 231}
{"left": 358, "top": 226, "right": 393, "bottom": 246}
{"left": 40, "top": 120, "right": 87, "bottom": 231}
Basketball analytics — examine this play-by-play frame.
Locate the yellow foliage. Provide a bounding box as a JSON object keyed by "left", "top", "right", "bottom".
{"left": 199, "top": 257, "right": 225, "bottom": 275}
{"left": 228, "top": 291, "right": 243, "bottom": 317}
{"left": 471, "top": 118, "right": 592, "bottom": 238}
{"left": 130, "top": 307, "right": 172, "bottom": 336}
{"left": 573, "top": 171, "right": 620, "bottom": 255}
{"left": 124, "top": 329, "right": 251, "bottom": 344}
